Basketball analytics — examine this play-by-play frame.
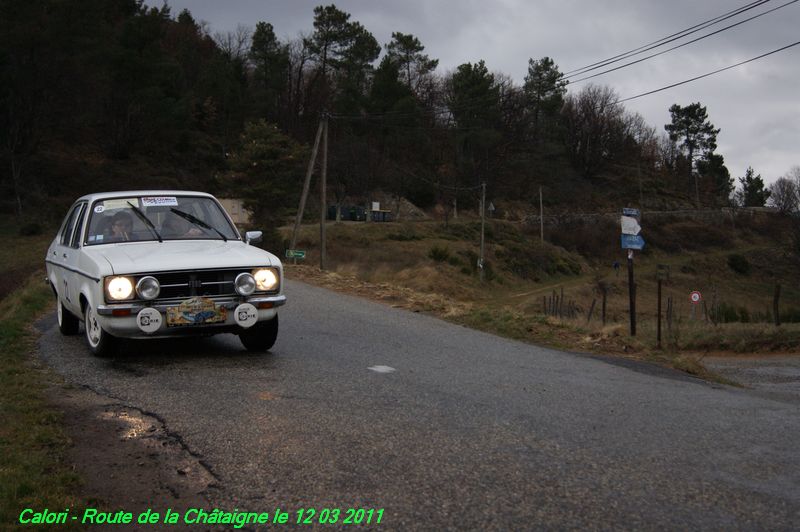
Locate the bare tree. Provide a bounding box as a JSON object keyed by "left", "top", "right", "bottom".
{"left": 214, "top": 24, "right": 252, "bottom": 62}
{"left": 768, "top": 177, "right": 798, "bottom": 213}
{"left": 561, "top": 84, "right": 625, "bottom": 179}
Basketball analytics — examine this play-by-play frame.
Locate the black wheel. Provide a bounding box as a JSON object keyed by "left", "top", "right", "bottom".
{"left": 57, "top": 297, "right": 80, "bottom": 335}
{"left": 239, "top": 315, "right": 279, "bottom": 352}
{"left": 84, "top": 302, "right": 116, "bottom": 357}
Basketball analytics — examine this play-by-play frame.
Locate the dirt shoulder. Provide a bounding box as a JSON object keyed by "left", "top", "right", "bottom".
{"left": 33, "top": 355, "right": 215, "bottom": 529}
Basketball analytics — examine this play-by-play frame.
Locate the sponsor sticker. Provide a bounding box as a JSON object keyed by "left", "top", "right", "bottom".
{"left": 234, "top": 303, "right": 258, "bottom": 328}
{"left": 137, "top": 308, "right": 162, "bottom": 334}
{"left": 141, "top": 196, "right": 178, "bottom": 207}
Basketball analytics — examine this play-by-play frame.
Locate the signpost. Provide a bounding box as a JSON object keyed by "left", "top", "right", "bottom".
{"left": 285, "top": 249, "right": 306, "bottom": 260}
{"left": 621, "top": 208, "right": 643, "bottom": 336}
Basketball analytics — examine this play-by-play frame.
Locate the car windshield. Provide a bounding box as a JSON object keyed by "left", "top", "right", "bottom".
{"left": 85, "top": 195, "right": 239, "bottom": 245}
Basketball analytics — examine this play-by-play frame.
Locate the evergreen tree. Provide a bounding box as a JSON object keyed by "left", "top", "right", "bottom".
{"left": 696, "top": 153, "right": 733, "bottom": 206}
{"left": 523, "top": 56, "right": 567, "bottom": 145}
{"left": 736, "top": 166, "right": 770, "bottom": 207}
{"left": 249, "top": 21, "right": 289, "bottom": 120}
{"left": 385, "top": 32, "right": 438, "bottom": 95}
{"left": 664, "top": 102, "right": 720, "bottom": 205}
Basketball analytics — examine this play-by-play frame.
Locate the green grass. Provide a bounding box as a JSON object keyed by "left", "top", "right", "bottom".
{"left": 0, "top": 275, "right": 83, "bottom": 528}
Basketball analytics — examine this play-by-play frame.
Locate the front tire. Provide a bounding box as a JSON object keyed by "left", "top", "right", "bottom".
{"left": 84, "top": 302, "right": 116, "bottom": 357}
{"left": 239, "top": 315, "right": 278, "bottom": 352}
{"left": 57, "top": 297, "right": 80, "bottom": 336}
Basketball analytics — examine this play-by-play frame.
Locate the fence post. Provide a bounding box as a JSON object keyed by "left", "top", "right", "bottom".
{"left": 774, "top": 284, "right": 782, "bottom": 326}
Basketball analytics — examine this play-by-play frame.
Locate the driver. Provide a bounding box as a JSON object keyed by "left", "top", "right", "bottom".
{"left": 106, "top": 212, "right": 133, "bottom": 242}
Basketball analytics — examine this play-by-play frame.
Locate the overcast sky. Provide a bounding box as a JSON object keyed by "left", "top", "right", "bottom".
{"left": 147, "top": 0, "right": 799, "bottom": 185}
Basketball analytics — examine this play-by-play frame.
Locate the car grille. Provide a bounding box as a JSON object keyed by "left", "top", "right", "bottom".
{"left": 151, "top": 268, "right": 252, "bottom": 300}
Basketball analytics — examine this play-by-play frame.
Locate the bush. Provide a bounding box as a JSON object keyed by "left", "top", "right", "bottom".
{"left": 18, "top": 223, "right": 42, "bottom": 236}
{"left": 496, "top": 244, "right": 581, "bottom": 280}
{"left": 711, "top": 301, "right": 741, "bottom": 323}
{"left": 428, "top": 245, "right": 450, "bottom": 262}
{"left": 386, "top": 232, "right": 421, "bottom": 241}
{"left": 727, "top": 254, "right": 751, "bottom": 275}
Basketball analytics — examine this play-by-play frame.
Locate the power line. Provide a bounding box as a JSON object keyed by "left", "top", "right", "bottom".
{"left": 568, "top": 0, "right": 798, "bottom": 84}
{"left": 563, "top": 0, "right": 772, "bottom": 76}
{"left": 616, "top": 39, "right": 800, "bottom": 104}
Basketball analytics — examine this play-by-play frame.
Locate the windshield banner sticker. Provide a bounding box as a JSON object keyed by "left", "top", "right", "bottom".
{"left": 102, "top": 198, "right": 140, "bottom": 210}
{"left": 142, "top": 196, "right": 179, "bottom": 207}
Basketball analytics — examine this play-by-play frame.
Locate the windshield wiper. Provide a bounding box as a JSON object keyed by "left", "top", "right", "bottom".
{"left": 170, "top": 208, "right": 228, "bottom": 242}
{"left": 127, "top": 201, "right": 163, "bottom": 242}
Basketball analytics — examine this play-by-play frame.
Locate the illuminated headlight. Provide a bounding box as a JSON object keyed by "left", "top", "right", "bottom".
{"left": 136, "top": 276, "right": 160, "bottom": 300}
{"left": 234, "top": 272, "right": 256, "bottom": 296}
{"left": 253, "top": 268, "right": 279, "bottom": 291}
{"left": 105, "top": 276, "right": 134, "bottom": 301}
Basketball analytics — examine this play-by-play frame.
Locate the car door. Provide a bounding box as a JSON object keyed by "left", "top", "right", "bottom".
{"left": 54, "top": 202, "right": 87, "bottom": 313}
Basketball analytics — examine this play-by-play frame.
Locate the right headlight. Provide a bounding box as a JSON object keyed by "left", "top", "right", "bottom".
{"left": 253, "top": 268, "right": 279, "bottom": 291}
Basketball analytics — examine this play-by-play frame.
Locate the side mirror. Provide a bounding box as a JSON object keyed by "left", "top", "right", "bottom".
{"left": 245, "top": 230, "right": 263, "bottom": 245}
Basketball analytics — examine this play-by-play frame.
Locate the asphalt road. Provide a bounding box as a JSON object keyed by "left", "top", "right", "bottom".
{"left": 37, "top": 280, "right": 800, "bottom": 530}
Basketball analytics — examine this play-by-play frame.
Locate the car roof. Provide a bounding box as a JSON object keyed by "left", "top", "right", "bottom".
{"left": 75, "top": 190, "right": 217, "bottom": 203}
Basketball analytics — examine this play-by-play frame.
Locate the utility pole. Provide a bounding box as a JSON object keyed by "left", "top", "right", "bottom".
{"left": 479, "top": 182, "right": 486, "bottom": 282}
{"left": 290, "top": 119, "right": 324, "bottom": 252}
{"left": 539, "top": 186, "right": 544, "bottom": 244}
{"left": 319, "top": 112, "right": 328, "bottom": 271}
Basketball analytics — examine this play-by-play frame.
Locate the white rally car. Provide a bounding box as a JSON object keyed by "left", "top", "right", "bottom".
{"left": 45, "top": 191, "right": 285, "bottom": 356}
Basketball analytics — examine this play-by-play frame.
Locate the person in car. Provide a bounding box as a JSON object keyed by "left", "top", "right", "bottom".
{"left": 161, "top": 213, "right": 204, "bottom": 238}
{"left": 106, "top": 212, "right": 133, "bottom": 242}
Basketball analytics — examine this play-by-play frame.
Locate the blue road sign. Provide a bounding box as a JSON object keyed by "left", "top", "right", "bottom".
{"left": 621, "top": 234, "right": 645, "bottom": 250}
{"left": 622, "top": 207, "right": 640, "bottom": 218}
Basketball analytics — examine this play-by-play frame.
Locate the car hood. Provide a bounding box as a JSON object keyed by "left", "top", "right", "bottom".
{"left": 84, "top": 240, "right": 279, "bottom": 275}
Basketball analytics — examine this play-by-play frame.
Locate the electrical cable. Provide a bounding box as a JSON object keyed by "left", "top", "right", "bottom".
{"left": 563, "top": 0, "right": 772, "bottom": 76}
{"left": 568, "top": 0, "right": 798, "bottom": 84}
{"left": 616, "top": 39, "right": 800, "bottom": 104}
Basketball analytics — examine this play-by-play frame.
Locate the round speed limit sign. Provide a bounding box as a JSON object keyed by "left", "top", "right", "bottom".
{"left": 690, "top": 291, "right": 702, "bottom": 304}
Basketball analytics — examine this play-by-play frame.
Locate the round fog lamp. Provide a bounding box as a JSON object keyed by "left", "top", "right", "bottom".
{"left": 136, "top": 276, "right": 160, "bottom": 300}
{"left": 235, "top": 272, "right": 256, "bottom": 296}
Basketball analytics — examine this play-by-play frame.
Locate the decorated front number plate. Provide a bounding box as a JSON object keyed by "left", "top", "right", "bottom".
{"left": 166, "top": 296, "right": 227, "bottom": 326}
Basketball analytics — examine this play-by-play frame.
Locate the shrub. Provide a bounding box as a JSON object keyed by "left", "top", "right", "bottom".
{"left": 711, "top": 301, "right": 741, "bottom": 323}
{"left": 428, "top": 245, "right": 450, "bottom": 262}
{"left": 19, "top": 223, "right": 42, "bottom": 236}
{"left": 727, "top": 254, "right": 751, "bottom": 275}
{"left": 386, "top": 232, "right": 421, "bottom": 241}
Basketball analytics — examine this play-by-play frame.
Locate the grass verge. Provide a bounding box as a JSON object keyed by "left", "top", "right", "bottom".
{"left": 0, "top": 274, "right": 82, "bottom": 528}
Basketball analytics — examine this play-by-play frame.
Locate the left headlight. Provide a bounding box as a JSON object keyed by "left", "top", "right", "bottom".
{"left": 105, "top": 276, "right": 134, "bottom": 301}
{"left": 253, "top": 268, "right": 279, "bottom": 291}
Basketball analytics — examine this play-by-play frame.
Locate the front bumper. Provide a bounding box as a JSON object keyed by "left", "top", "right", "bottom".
{"left": 95, "top": 294, "right": 286, "bottom": 339}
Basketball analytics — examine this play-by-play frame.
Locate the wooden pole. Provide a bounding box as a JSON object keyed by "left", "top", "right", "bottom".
{"left": 539, "top": 186, "right": 544, "bottom": 244}
{"left": 774, "top": 283, "right": 782, "bottom": 326}
{"left": 319, "top": 113, "right": 328, "bottom": 271}
{"left": 290, "top": 118, "right": 324, "bottom": 252}
{"left": 586, "top": 299, "right": 596, "bottom": 324}
{"left": 657, "top": 279, "right": 662, "bottom": 348}
{"left": 627, "top": 249, "right": 636, "bottom": 336}
{"left": 602, "top": 286, "right": 607, "bottom": 326}
{"left": 479, "top": 182, "right": 486, "bottom": 282}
